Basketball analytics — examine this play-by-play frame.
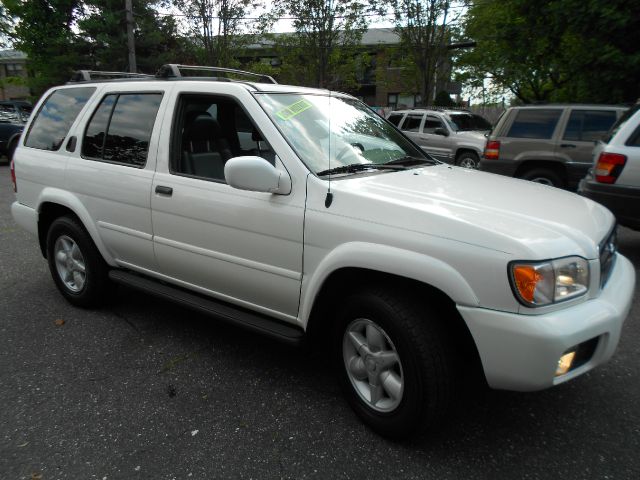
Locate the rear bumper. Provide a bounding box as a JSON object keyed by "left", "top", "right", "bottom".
{"left": 478, "top": 159, "right": 518, "bottom": 177}
{"left": 579, "top": 177, "right": 640, "bottom": 230}
{"left": 458, "top": 253, "right": 635, "bottom": 391}
{"left": 11, "top": 201, "right": 38, "bottom": 236}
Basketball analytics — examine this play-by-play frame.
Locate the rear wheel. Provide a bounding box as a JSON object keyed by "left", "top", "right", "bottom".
{"left": 46, "top": 216, "right": 113, "bottom": 307}
{"left": 520, "top": 167, "right": 564, "bottom": 188}
{"left": 334, "top": 289, "right": 458, "bottom": 439}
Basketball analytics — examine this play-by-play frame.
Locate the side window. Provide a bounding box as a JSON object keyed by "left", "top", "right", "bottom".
{"left": 423, "top": 116, "right": 445, "bottom": 134}
{"left": 507, "top": 109, "right": 562, "bottom": 139}
{"left": 400, "top": 115, "right": 423, "bottom": 132}
{"left": 25, "top": 87, "right": 96, "bottom": 151}
{"left": 82, "top": 93, "right": 162, "bottom": 167}
{"left": 0, "top": 103, "right": 18, "bottom": 123}
{"left": 564, "top": 110, "right": 618, "bottom": 142}
{"left": 626, "top": 125, "right": 640, "bottom": 147}
{"left": 387, "top": 113, "right": 404, "bottom": 127}
{"left": 172, "top": 94, "right": 275, "bottom": 182}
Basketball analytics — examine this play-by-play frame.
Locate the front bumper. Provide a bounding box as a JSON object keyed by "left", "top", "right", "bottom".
{"left": 458, "top": 253, "right": 635, "bottom": 391}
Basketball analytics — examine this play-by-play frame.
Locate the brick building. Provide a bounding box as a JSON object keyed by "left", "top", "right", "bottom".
{"left": 0, "top": 50, "right": 30, "bottom": 101}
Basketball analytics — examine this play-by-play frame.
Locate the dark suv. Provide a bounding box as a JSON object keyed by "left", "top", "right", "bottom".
{"left": 0, "top": 101, "right": 31, "bottom": 163}
{"left": 480, "top": 105, "right": 626, "bottom": 189}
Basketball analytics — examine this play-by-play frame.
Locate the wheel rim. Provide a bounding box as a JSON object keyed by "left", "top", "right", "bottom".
{"left": 54, "top": 235, "right": 86, "bottom": 293}
{"left": 530, "top": 176, "right": 555, "bottom": 186}
{"left": 459, "top": 157, "right": 477, "bottom": 169}
{"left": 343, "top": 318, "right": 404, "bottom": 412}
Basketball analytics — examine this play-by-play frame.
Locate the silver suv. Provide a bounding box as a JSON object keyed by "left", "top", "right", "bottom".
{"left": 387, "top": 109, "right": 491, "bottom": 168}
{"left": 480, "top": 105, "right": 626, "bottom": 189}
{"left": 579, "top": 104, "right": 640, "bottom": 229}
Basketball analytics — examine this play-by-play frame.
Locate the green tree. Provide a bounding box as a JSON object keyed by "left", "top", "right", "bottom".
{"left": 78, "top": 0, "right": 185, "bottom": 73}
{"left": 388, "top": 0, "right": 460, "bottom": 105}
{"left": 4, "top": 0, "right": 83, "bottom": 96}
{"left": 268, "top": 0, "right": 369, "bottom": 89}
{"left": 172, "top": 0, "right": 258, "bottom": 67}
{"left": 458, "top": 0, "right": 640, "bottom": 104}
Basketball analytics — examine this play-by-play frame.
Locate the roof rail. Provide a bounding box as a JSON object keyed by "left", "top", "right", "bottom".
{"left": 156, "top": 64, "right": 277, "bottom": 84}
{"left": 70, "top": 70, "right": 154, "bottom": 82}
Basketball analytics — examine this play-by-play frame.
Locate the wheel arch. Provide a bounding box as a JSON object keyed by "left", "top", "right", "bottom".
{"left": 304, "top": 265, "right": 484, "bottom": 384}
{"left": 515, "top": 160, "right": 567, "bottom": 182}
{"left": 301, "top": 242, "right": 480, "bottom": 345}
{"left": 455, "top": 147, "right": 481, "bottom": 160}
{"left": 37, "top": 189, "right": 115, "bottom": 265}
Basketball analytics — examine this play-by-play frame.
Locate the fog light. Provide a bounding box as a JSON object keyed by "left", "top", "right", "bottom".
{"left": 556, "top": 351, "right": 576, "bottom": 376}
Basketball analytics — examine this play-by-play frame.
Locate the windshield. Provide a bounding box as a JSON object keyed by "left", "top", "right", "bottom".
{"left": 255, "top": 93, "right": 430, "bottom": 176}
{"left": 448, "top": 113, "right": 492, "bottom": 131}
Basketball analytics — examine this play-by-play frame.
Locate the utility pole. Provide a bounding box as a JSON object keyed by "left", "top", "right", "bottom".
{"left": 125, "top": 0, "right": 137, "bottom": 73}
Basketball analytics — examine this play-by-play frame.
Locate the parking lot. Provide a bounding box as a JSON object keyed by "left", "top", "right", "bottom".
{"left": 1, "top": 164, "right": 639, "bottom": 480}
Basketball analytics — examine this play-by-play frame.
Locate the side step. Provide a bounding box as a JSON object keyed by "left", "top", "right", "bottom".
{"left": 108, "top": 270, "right": 304, "bottom": 346}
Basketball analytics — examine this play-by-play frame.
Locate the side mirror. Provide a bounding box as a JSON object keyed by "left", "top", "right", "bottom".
{"left": 224, "top": 156, "right": 291, "bottom": 195}
{"left": 434, "top": 127, "right": 449, "bottom": 137}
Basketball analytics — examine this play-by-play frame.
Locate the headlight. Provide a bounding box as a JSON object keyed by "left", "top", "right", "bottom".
{"left": 509, "top": 256, "right": 590, "bottom": 307}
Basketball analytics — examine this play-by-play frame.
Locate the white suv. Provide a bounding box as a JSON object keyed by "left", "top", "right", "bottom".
{"left": 11, "top": 65, "right": 636, "bottom": 439}
{"left": 579, "top": 104, "right": 640, "bottom": 229}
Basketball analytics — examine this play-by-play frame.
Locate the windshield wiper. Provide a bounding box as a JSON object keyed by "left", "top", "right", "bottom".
{"left": 317, "top": 162, "right": 406, "bottom": 177}
{"left": 383, "top": 156, "right": 439, "bottom": 167}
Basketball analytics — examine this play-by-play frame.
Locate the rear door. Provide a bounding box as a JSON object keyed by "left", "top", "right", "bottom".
{"left": 557, "top": 108, "right": 621, "bottom": 183}
{"left": 65, "top": 84, "right": 169, "bottom": 272}
{"left": 398, "top": 113, "right": 424, "bottom": 147}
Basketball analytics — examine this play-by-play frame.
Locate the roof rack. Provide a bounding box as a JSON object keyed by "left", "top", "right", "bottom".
{"left": 70, "top": 70, "right": 154, "bottom": 82}
{"left": 156, "top": 64, "right": 277, "bottom": 84}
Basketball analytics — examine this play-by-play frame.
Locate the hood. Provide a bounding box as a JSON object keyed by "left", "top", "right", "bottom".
{"left": 455, "top": 130, "right": 488, "bottom": 143}
{"left": 327, "top": 164, "right": 613, "bottom": 259}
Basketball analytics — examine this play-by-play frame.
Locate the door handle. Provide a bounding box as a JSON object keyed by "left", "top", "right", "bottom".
{"left": 560, "top": 143, "right": 576, "bottom": 148}
{"left": 155, "top": 185, "right": 173, "bottom": 196}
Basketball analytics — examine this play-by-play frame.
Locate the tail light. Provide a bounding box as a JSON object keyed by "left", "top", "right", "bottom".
{"left": 595, "top": 152, "right": 626, "bottom": 184}
{"left": 10, "top": 158, "right": 17, "bottom": 192}
{"left": 484, "top": 140, "right": 500, "bottom": 160}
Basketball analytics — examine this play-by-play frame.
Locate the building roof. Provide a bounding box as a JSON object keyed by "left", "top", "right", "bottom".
{"left": 360, "top": 28, "right": 400, "bottom": 46}
{"left": 0, "top": 50, "right": 27, "bottom": 62}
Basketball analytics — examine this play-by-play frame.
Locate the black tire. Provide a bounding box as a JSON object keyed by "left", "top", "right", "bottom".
{"left": 456, "top": 151, "right": 480, "bottom": 169}
{"left": 520, "top": 168, "right": 564, "bottom": 188}
{"left": 46, "top": 215, "right": 113, "bottom": 307}
{"left": 333, "top": 288, "right": 458, "bottom": 439}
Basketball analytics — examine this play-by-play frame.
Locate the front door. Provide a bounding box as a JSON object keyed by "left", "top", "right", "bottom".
{"left": 150, "top": 88, "right": 305, "bottom": 321}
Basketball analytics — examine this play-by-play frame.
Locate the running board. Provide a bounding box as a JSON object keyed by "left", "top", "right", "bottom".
{"left": 108, "top": 270, "right": 304, "bottom": 346}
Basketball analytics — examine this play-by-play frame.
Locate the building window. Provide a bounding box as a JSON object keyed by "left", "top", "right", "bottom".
{"left": 5, "top": 63, "right": 24, "bottom": 75}
{"left": 388, "top": 93, "right": 398, "bottom": 109}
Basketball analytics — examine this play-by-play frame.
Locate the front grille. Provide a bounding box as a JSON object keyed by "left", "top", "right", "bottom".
{"left": 599, "top": 226, "right": 617, "bottom": 288}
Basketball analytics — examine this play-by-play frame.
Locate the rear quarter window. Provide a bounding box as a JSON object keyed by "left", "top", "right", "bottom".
{"left": 507, "top": 109, "right": 562, "bottom": 139}
{"left": 25, "top": 87, "right": 96, "bottom": 151}
{"left": 563, "top": 110, "right": 618, "bottom": 142}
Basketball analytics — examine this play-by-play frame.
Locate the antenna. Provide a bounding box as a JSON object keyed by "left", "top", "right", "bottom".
{"left": 325, "top": 93, "right": 333, "bottom": 208}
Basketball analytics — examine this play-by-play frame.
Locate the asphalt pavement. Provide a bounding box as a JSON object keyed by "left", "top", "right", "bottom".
{"left": 1, "top": 164, "right": 639, "bottom": 480}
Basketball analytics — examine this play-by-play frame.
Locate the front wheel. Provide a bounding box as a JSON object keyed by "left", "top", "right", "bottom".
{"left": 456, "top": 151, "right": 480, "bottom": 169}
{"left": 334, "top": 289, "right": 458, "bottom": 438}
{"left": 46, "top": 216, "right": 113, "bottom": 307}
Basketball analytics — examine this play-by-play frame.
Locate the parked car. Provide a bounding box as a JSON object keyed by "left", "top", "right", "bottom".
{"left": 579, "top": 104, "right": 640, "bottom": 229}
{"left": 480, "top": 104, "right": 626, "bottom": 189}
{"left": 387, "top": 109, "right": 491, "bottom": 168}
{"left": 0, "top": 122, "right": 24, "bottom": 164}
{"left": 0, "top": 100, "right": 32, "bottom": 124}
{"left": 10, "top": 66, "right": 635, "bottom": 439}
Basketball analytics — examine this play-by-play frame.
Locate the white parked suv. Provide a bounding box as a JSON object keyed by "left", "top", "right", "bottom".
{"left": 11, "top": 65, "right": 636, "bottom": 438}
{"left": 579, "top": 104, "right": 640, "bottom": 229}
